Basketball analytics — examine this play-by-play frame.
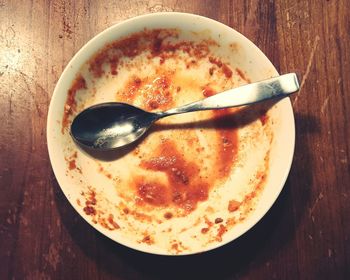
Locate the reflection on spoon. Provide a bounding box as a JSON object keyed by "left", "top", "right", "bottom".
{"left": 70, "top": 73, "right": 299, "bottom": 150}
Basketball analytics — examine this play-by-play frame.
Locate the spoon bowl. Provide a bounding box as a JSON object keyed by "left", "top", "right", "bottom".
{"left": 71, "top": 102, "right": 159, "bottom": 150}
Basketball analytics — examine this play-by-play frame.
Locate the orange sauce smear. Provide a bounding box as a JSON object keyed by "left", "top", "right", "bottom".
{"left": 201, "top": 86, "right": 238, "bottom": 178}
{"left": 89, "top": 29, "right": 179, "bottom": 78}
{"left": 235, "top": 68, "right": 251, "bottom": 83}
{"left": 61, "top": 75, "right": 86, "bottom": 133}
{"left": 137, "top": 140, "right": 208, "bottom": 212}
{"left": 209, "top": 56, "right": 233, "bottom": 78}
{"left": 119, "top": 74, "right": 174, "bottom": 111}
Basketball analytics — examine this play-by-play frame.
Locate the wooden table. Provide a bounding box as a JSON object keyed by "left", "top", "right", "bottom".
{"left": 1, "top": 1, "right": 349, "bottom": 279}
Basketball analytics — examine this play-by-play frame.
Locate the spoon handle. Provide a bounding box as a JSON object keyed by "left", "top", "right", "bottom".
{"left": 161, "top": 73, "right": 299, "bottom": 117}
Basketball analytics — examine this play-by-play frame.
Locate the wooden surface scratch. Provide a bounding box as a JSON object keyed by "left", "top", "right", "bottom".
{"left": 293, "top": 35, "right": 320, "bottom": 106}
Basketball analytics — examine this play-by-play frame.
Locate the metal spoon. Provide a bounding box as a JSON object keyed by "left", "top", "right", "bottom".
{"left": 70, "top": 73, "right": 299, "bottom": 150}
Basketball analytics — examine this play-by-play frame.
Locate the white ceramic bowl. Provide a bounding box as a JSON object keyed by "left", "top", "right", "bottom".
{"left": 47, "top": 12, "right": 295, "bottom": 255}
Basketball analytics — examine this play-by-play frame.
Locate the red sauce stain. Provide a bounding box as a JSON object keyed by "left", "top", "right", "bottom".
{"left": 164, "top": 212, "right": 173, "bottom": 219}
{"left": 151, "top": 37, "right": 163, "bottom": 55}
{"left": 118, "top": 74, "right": 174, "bottom": 111}
{"left": 137, "top": 140, "right": 209, "bottom": 212}
{"left": 97, "top": 164, "right": 113, "bottom": 180}
{"left": 62, "top": 75, "right": 87, "bottom": 133}
{"left": 217, "top": 128, "right": 237, "bottom": 177}
{"left": 109, "top": 56, "right": 119, "bottom": 75}
{"left": 204, "top": 216, "right": 213, "bottom": 227}
{"left": 99, "top": 217, "right": 111, "bottom": 230}
{"left": 158, "top": 41, "right": 210, "bottom": 63}
{"left": 119, "top": 76, "right": 143, "bottom": 103}
{"left": 260, "top": 111, "right": 269, "bottom": 125}
{"left": 137, "top": 180, "right": 171, "bottom": 206}
{"left": 228, "top": 199, "right": 240, "bottom": 212}
{"left": 88, "top": 29, "right": 216, "bottom": 81}
{"left": 120, "top": 201, "right": 153, "bottom": 222}
{"left": 133, "top": 211, "right": 153, "bottom": 222}
{"left": 186, "top": 137, "right": 198, "bottom": 147}
{"left": 209, "top": 56, "right": 222, "bottom": 67}
{"left": 201, "top": 216, "right": 214, "bottom": 234}
{"left": 89, "top": 35, "right": 138, "bottom": 77}
{"left": 226, "top": 217, "right": 236, "bottom": 227}
{"left": 202, "top": 86, "right": 216, "bottom": 97}
{"left": 171, "top": 243, "right": 180, "bottom": 252}
{"left": 170, "top": 241, "right": 187, "bottom": 253}
{"left": 83, "top": 206, "right": 96, "bottom": 215}
{"left": 68, "top": 160, "right": 76, "bottom": 170}
{"left": 65, "top": 152, "right": 82, "bottom": 173}
{"left": 143, "top": 75, "right": 173, "bottom": 110}
{"left": 216, "top": 224, "right": 227, "bottom": 241}
{"left": 107, "top": 214, "right": 120, "bottom": 229}
{"left": 236, "top": 68, "right": 251, "bottom": 83}
{"left": 86, "top": 196, "right": 96, "bottom": 207}
{"left": 97, "top": 215, "right": 120, "bottom": 231}
{"left": 222, "top": 63, "right": 233, "bottom": 78}
{"left": 115, "top": 35, "right": 141, "bottom": 57}
{"left": 80, "top": 189, "right": 121, "bottom": 231}
{"left": 209, "top": 56, "right": 232, "bottom": 78}
{"left": 204, "top": 87, "right": 238, "bottom": 178}
{"left": 209, "top": 66, "right": 215, "bottom": 76}
{"left": 89, "top": 29, "right": 178, "bottom": 78}
{"left": 141, "top": 235, "right": 154, "bottom": 245}
{"left": 82, "top": 189, "right": 97, "bottom": 217}
{"left": 191, "top": 42, "right": 211, "bottom": 58}
{"left": 89, "top": 52, "right": 108, "bottom": 77}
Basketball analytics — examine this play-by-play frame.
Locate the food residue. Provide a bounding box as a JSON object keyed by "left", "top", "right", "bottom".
{"left": 228, "top": 200, "right": 241, "bottom": 212}
{"left": 141, "top": 234, "right": 154, "bottom": 245}
{"left": 118, "top": 74, "right": 174, "bottom": 111}
{"left": 235, "top": 68, "right": 251, "bottom": 83}
{"left": 164, "top": 212, "right": 173, "bottom": 219}
{"left": 62, "top": 27, "right": 273, "bottom": 253}
{"left": 81, "top": 188, "right": 120, "bottom": 231}
{"left": 216, "top": 224, "right": 227, "bottom": 241}
{"left": 61, "top": 75, "right": 86, "bottom": 133}
{"left": 65, "top": 152, "right": 81, "bottom": 173}
{"left": 209, "top": 56, "right": 233, "bottom": 78}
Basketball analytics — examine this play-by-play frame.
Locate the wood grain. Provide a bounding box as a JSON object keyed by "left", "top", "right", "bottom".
{"left": 0, "top": 0, "right": 349, "bottom": 279}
